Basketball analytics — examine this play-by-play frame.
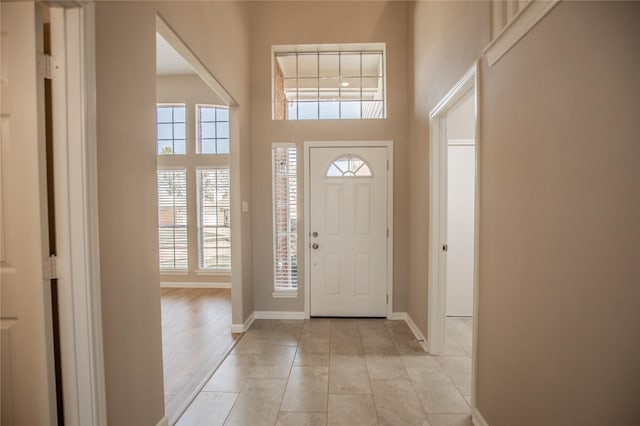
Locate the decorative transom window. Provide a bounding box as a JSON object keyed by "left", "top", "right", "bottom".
{"left": 273, "top": 43, "right": 386, "bottom": 120}
{"left": 326, "top": 155, "right": 372, "bottom": 177}
{"left": 197, "top": 105, "right": 230, "bottom": 154}
{"left": 157, "top": 104, "right": 186, "bottom": 155}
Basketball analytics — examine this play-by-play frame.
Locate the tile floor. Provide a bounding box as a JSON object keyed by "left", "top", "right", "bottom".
{"left": 177, "top": 317, "right": 473, "bottom": 426}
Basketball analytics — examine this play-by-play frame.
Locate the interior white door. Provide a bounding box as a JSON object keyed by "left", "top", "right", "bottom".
{"left": 0, "top": 3, "right": 57, "bottom": 425}
{"left": 446, "top": 142, "right": 475, "bottom": 316}
{"left": 309, "top": 146, "right": 388, "bottom": 317}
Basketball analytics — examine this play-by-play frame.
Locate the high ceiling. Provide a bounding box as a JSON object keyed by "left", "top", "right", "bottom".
{"left": 156, "top": 33, "right": 195, "bottom": 75}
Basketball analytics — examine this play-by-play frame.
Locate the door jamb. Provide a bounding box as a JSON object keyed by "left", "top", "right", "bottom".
{"left": 303, "top": 140, "right": 394, "bottom": 319}
{"left": 427, "top": 62, "right": 480, "bottom": 412}
{"left": 49, "top": 4, "right": 107, "bottom": 425}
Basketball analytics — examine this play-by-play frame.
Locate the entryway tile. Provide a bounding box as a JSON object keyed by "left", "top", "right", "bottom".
{"left": 329, "top": 355, "right": 371, "bottom": 394}
{"left": 327, "top": 393, "right": 377, "bottom": 426}
{"left": 223, "top": 379, "right": 287, "bottom": 426}
{"left": 276, "top": 412, "right": 327, "bottom": 426}
{"left": 370, "top": 380, "right": 429, "bottom": 426}
{"left": 176, "top": 392, "right": 237, "bottom": 426}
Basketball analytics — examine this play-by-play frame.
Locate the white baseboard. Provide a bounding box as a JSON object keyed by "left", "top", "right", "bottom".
{"left": 472, "top": 406, "right": 489, "bottom": 426}
{"left": 231, "top": 312, "right": 255, "bottom": 333}
{"left": 254, "top": 311, "right": 305, "bottom": 320}
{"left": 156, "top": 415, "right": 169, "bottom": 426}
{"left": 391, "top": 312, "right": 429, "bottom": 352}
{"left": 160, "top": 281, "right": 231, "bottom": 289}
{"left": 388, "top": 312, "right": 406, "bottom": 321}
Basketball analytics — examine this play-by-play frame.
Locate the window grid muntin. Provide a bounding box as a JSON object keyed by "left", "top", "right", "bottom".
{"left": 326, "top": 155, "right": 373, "bottom": 177}
{"left": 197, "top": 168, "right": 231, "bottom": 270}
{"left": 274, "top": 49, "right": 385, "bottom": 120}
{"left": 157, "top": 168, "right": 188, "bottom": 270}
{"left": 157, "top": 104, "right": 186, "bottom": 155}
{"left": 272, "top": 145, "right": 298, "bottom": 291}
{"left": 197, "top": 105, "right": 230, "bottom": 154}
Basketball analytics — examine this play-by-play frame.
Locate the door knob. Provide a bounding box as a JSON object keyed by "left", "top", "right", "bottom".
{"left": 312, "top": 243, "right": 319, "bottom": 249}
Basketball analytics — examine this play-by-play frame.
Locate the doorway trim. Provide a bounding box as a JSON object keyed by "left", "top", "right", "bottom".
{"left": 303, "top": 140, "right": 394, "bottom": 319}
{"left": 427, "top": 62, "right": 480, "bottom": 412}
{"left": 49, "top": 3, "right": 107, "bottom": 424}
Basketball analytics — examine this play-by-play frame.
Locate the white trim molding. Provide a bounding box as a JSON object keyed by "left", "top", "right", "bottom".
{"left": 230, "top": 312, "right": 255, "bottom": 333}
{"left": 155, "top": 416, "right": 169, "bottom": 426}
{"left": 485, "top": 0, "right": 560, "bottom": 67}
{"left": 156, "top": 14, "right": 237, "bottom": 106}
{"left": 50, "top": 4, "right": 107, "bottom": 425}
{"left": 254, "top": 311, "right": 306, "bottom": 320}
{"left": 160, "top": 281, "right": 230, "bottom": 289}
{"left": 272, "top": 290, "right": 298, "bottom": 299}
{"left": 428, "top": 61, "right": 482, "bottom": 424}
{"left": 392, "top": 313, "right": 428, "bottom": 352}
{"left": 388, "top": 312, "right": 406, "bottom": 321}
{"left": 472, "top": 406, "right": 490, "bottom": 426}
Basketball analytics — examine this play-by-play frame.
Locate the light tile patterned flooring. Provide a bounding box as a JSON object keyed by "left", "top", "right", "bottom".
{"left": 177, "top": 317, "right": 473, "bottom": 426}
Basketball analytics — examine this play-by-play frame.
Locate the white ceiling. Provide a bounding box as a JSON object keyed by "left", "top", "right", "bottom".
{"left": 156, "top": 33, "right": 196, "bottom": 75}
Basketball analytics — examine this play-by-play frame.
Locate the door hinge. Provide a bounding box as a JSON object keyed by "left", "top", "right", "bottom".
{"left": 45, "top": 255, "right": 58, "bottom": 280}
{"left": 38, "top": 53, "right": 57, "bottom": 80}
{"left": 387, "top": 228, "right": 389, "bottom": 238}
{"left": 386, "top": 294, "right": 389, "bottom": 304}
{"left": 387, "top": 160, "right": 389, "bottom": 170}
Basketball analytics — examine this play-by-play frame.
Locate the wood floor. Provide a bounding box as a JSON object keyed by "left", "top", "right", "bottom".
{"left": 161, "top": 288, "right": 239, "bottom": 425}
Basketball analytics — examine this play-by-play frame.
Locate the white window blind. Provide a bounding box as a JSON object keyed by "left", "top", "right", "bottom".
{"left": 197, "top": 168, "right": 231, "bottom": 270}
{"left": 157, "top": 169, "right": 188, "bottom": 270}
{"left": 272, "top": 145, "right": 298, "bottom": 291}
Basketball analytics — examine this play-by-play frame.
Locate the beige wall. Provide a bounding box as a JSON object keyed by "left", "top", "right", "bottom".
{"left": 477, "top": 2, "right": 640, "bottom": 423}
{"left": 407, "top": 0, "right": 490, "bottom": 339}
{"left": 156, "top": 75, "right": 230, "bottom": 284}
{"left": 250, "top": 1, "right": 410, "bottom": 312}
{"left": 95, "top": 2, "right": 251, "bottom": 424}
{"left": 411, "top": 0, "right": 640, "bottom": 423}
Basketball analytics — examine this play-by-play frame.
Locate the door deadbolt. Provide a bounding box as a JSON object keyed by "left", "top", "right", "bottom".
{"left": 442, "top": 244, "right": 448, "bottom": 252}
{"left": 312, "top": 231, "right": 318, "bottom": 237}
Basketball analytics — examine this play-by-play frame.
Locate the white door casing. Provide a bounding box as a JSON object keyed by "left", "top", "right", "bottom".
{"left": 0, "top": 3, "right": 58, "bottom": 424}
{"left": 308, "top": 145, "right": 390, "bottom": 317}
{"left": 428, "top": 63, "right": 480, "bottom": 421}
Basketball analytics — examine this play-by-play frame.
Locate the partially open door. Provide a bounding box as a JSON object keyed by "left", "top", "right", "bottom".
{"left": 0, "top": 3, "right": 58, "bottom": 424}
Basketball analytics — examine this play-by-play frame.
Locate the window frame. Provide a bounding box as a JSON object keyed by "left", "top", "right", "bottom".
{"left": 272, "top": 43, "right": 387, "bottom": 121}
{"left": 196, "top": 104, "right": 230, "bottom": 155}
{"left": 196, "top": 167, "right": 231, "bottom": 272}
{"left": 272, "top": 143, "right": 299, "bottom": 297}
{"left": 156, "top": 103, "right": 187, "bottom": 155}
{"left": 157, "top": 167, "right": 189, "bottom": 272}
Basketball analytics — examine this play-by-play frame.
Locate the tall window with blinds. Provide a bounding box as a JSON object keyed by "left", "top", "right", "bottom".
{"left": 272, "top": 144, "right": 298, "bottom": 293}
{"left": 197, "top": 168, "right": 231, "bottom": 270}
{"left": 157, "top": 169, "right": 188, "bottom": 270}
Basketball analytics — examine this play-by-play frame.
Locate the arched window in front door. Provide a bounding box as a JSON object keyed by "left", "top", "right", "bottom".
{"left": 326, "top": 154, "right": 373, "bottom": 177}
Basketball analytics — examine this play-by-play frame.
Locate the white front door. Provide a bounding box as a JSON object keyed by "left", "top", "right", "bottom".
{"left": 1, "top": 3, "right": 57, "bottom": 425}
{"left": 309, "top": 146, "right": 388, "bottom": 317}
